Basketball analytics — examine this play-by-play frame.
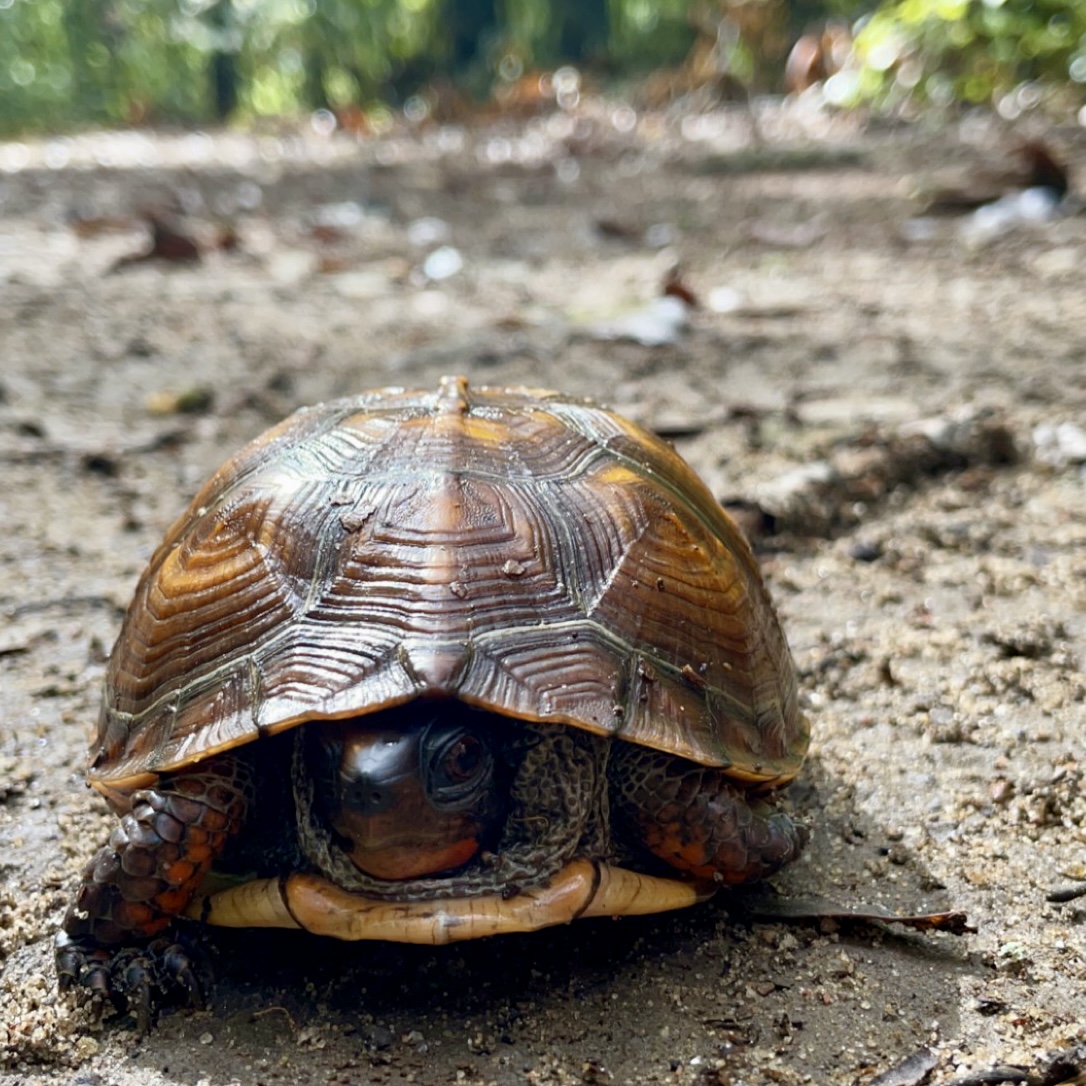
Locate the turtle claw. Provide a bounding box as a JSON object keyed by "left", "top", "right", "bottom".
{"left": 111, "top": 949, "right": 158, "bottom": 1033}
{"left": 149, "top": 935, "right": 208, "bottom": 1011}
{"left": 56, "top": 933, "right": 110, "bottom": 994}
{"left": 55, "top": 930, "right": 208, "bottom": 1032}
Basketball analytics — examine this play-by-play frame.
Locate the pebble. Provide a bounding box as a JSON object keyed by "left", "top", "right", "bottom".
{"left": 586, "top": 295, "right": 690, "bottom": 346}
{"left": 1033, "top": 421, "right": 1086, "bottom": 465}
{"left": 423, "top": 246, "right": 464, "bottom": 280}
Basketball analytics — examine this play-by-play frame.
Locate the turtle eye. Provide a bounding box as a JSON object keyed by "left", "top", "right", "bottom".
{"left": 443, "top": 735, "right": 483, "bottom": 782}
{"left": 425, "top": 726, "right": 494, "bottom": 808}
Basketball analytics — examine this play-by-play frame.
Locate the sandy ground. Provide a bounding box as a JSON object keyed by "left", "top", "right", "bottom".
{"left": 1, "top": 99, "right": 1084, "bottom": 1085}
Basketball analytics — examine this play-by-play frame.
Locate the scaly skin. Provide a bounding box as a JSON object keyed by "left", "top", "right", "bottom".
{"left": 609, "top": 744, "right": 807, "bottom": 883}
{"left": 56, "top": 755, "right": 251, "bottom": 1031}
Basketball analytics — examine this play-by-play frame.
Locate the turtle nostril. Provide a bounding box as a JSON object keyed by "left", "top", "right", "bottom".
{"left": 346, "top": 779, "right": 390, "bottom": 814}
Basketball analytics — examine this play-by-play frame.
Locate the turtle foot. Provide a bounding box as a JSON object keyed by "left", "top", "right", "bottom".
{"left": 610, "top": 744, "right": 809, "bottom": 885}
{"left": 56, "top": 928, "right": 208, "bottom": 1034}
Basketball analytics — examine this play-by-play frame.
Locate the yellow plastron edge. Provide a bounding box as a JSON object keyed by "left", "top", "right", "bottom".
{"left": 186, "top": 860, "right": 715, "bottom": 944}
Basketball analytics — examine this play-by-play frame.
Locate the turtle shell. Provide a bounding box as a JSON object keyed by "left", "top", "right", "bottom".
{"left": 91, "top": 376, "right": 809, "bottom": 795}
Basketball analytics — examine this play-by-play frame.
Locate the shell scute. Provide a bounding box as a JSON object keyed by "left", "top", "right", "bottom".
{"left": 92, "top": 379, "right": 809, "bottom": 792}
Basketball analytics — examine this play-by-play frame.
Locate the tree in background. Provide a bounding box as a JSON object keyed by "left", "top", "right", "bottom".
{"left": 206, "top": 0, "right": 240, "bottom": 121}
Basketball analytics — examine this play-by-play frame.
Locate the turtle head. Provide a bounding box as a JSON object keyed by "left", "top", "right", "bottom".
{"left": 310, "top": 707, "right": 504, "bottom": 881}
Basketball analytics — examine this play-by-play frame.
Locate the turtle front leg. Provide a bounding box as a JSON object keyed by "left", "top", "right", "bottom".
{"left": 56, "top": 754, "right": 251, "bottom": 1029}
{"left": 609, "top": 745, "right": 807, "bottom": 884}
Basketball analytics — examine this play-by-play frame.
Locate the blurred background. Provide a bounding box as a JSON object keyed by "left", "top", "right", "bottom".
{"left": 2, "top": 0, "right": 1086, "bottom": 135}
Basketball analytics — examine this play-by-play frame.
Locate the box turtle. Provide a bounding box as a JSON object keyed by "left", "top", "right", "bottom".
{"left": 57, "top": 375, "right": 810, "bottom": 1026}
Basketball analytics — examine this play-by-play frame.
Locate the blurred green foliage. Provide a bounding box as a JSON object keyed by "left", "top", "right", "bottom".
{"left": 848, "top": 0, "right": 1086, "bottom": 114}
{"left": 0, "top": 0, "right": 1083, "bottom": 134}
{"left": 0, "top": 0, "right": 700, "bottom": 133}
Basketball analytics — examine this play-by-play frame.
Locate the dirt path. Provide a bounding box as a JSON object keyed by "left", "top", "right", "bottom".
{"left": 1, "top": 103, "right": 1084, "bottom": 1085}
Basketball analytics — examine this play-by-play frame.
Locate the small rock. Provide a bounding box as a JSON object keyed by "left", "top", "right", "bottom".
{"left": 982, "top": 617, "right": 1065, "bottom": 659}
{"left": 849, "top": 540, "right": 883, "bottom": 562}
{"left": 959, "top": 186, "right": 1063, "bottom": 247}
{"left": 706, "top": 286, "right": 743, "bottom": 313}
{"left": 315, "top": 201, "right": 364, "bottom": 228}
{"left": 368, "top": 1023, "right": 394, "bottom": 1049}
{"left": 869, "top": 1047, "right": 937, "bottom": 1086}
{"left": 1034, "top": 421, "right": 1086, "bottom": 466}
{"left": 423, "top": 246, "right": 463, "bottom": 281}
{"left": 586, "top": 295, "right": 690, "bottom": 347}
{"left": 407, "top": 217, "right": 450, "bottom": 247}
{"left": 644, "top": 222, "right": 677, "bottom": 248}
